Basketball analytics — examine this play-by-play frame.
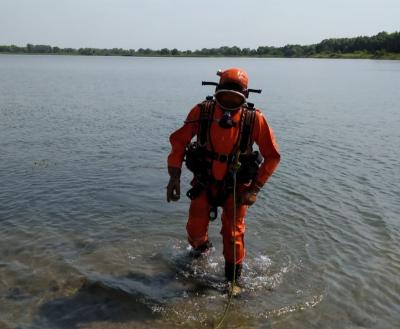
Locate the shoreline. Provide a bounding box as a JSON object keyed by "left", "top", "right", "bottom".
{"left": 1, "top": 52, "right": 400, "bottom": 61}
{"left": 2, "top": 31, "right": 399, "bottom": 61}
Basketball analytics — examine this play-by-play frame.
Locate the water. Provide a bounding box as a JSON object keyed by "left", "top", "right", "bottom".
{"left": 0, "top": 55, "right": 399, "bottom": 329}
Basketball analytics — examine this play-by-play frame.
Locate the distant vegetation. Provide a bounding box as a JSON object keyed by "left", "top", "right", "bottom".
{"left": 1, "top": 31, "right": 399, "bottom": 59}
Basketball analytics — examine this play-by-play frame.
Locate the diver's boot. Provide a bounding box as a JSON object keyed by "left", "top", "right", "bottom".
{"left": 189, "top": 241, "right": 213, "bottom": 258}
{"left": 225, "top": 262, "right": 243, "bottom": 296}
{"left": 225, "top": 262, "right": 242, "bottom": 282}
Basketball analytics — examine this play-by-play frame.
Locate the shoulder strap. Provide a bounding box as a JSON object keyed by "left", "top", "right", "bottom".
{"left": 197, "top": 99, "right": 215, "bottom": 147}
{"left": 239, "top": 106, "right": 256, "bottom": 153}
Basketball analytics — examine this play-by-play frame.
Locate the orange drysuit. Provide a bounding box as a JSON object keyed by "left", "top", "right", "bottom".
{"left": 168, "top": 103, "right": 280, "bottom": 264}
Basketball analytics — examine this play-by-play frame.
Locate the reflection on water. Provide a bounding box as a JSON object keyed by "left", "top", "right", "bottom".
{"left": 0, "top": 55, "right": 399, "bottom": 329}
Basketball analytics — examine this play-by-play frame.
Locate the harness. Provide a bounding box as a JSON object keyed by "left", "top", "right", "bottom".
{"left": 198, "top": 98, "right": 255, "bottom": 160}
{"left": 185, "top": 98, "right": 263, "bottom": 220}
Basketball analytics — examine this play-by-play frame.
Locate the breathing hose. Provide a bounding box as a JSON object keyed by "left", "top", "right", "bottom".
{"left": 213, "top": 149, "right": 241, "bottom": 329}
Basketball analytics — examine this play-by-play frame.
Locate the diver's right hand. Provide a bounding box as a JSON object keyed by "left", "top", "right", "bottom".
{"left": 167, "top": 178, "right": 180, "bottom": 202}
{"left": 167, "top": 167, "right": 181, "bottom": 202}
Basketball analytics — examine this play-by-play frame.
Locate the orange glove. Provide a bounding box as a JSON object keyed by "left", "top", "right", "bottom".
{"left": 238, "top": 183, "right": 262, "bottom": 206}
{"left": 167, "top": 167, "right": 181, "bottom": 202}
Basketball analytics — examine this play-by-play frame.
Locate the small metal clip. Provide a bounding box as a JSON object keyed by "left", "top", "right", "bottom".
{"left": 209, "top": 207, "right": 218, "bottom": 221}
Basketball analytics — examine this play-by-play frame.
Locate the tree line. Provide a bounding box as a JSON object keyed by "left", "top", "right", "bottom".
{"left": 1, "top": 31, "right": 399, "bottom": 58}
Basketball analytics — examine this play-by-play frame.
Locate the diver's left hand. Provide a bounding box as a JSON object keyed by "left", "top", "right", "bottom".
{"left": 238, "top": 183, "right": 262, "bottom": 206}
{"left": 238, "top": 190, "right": 258, "bottom": 206}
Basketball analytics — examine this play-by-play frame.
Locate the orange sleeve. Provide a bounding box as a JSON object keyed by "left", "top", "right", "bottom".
{"left": 167, "top": 105, "right": 200, "bottom": 168}
{"left": 252, "top": 110, "right": 281, "bottom": 186}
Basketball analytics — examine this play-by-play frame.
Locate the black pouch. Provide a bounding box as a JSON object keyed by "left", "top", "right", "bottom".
{"left": 184, "top": 142, "right": 207, "bottom": 174}
{"left": 236, "top": 151, "right": 263, "bottom": 183}
{"left": 186, "top": 184, "right": 203, "bottom": 200}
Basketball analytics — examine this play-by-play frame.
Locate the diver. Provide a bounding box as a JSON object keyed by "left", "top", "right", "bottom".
{"left": 166, "top": 68, "right": 280, "bottom": 284}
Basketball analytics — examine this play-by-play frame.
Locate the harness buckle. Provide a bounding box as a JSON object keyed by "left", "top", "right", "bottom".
{"left": 219, "top": 154, "right": 228, "bottom": 162}
{"left": 209, "top": 207, "right": 218, "bottom": 221}
{"left": 232, "top": 161, "right": 242, "bottom": 173}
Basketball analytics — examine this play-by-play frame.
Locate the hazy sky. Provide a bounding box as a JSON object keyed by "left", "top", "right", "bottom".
{"left": 1, "top": 0, "right": 399, "bottom": 49}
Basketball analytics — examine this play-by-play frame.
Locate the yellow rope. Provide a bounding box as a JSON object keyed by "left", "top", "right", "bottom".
{"left": 213, "top": 150, "right": 241, "bottom": 329}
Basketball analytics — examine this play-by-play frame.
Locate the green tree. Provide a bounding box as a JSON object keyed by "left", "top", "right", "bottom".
{"left": 160, "top": 48, "right": 170, "bottom": 55}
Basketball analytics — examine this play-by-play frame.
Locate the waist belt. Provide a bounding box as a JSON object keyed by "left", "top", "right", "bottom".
{"left": 204, "top": 149, "right": 233, "bottom": 163}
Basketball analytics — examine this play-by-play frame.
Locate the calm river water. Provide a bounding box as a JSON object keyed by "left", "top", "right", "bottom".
{"left": 0, "top": 55, "right": 399, "bottom": 329}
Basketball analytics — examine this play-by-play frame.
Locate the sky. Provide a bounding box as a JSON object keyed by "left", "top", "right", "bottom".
{"left": 0, "top": 0, "right": 399, "bottom": 50}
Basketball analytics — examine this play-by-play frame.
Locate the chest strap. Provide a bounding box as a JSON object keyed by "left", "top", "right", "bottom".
{"left": 197, "top": 99, "right": 256, "bottom": 161}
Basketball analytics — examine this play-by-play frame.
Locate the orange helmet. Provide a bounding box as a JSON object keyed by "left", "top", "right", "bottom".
{"left": 215, "top": 68, "right": 249, "bottom": 111}
{"left": 217, "top": 68, "right": 249, "bottom": 91}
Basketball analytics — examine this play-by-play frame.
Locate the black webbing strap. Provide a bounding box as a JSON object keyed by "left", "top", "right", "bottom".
{"left": 239, "top": 108, "right": 256, "bottom": 153}
{"left": 198, "top": 100, "right": 214, "bottom": 147}
{"left": 204, "top": 149, "right": 232, "bottom": 163}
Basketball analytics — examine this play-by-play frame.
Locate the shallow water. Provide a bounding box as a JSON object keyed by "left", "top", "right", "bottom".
{"left": 0, "top": 55, "right": 399, "bottom": 329}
